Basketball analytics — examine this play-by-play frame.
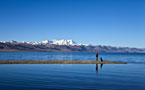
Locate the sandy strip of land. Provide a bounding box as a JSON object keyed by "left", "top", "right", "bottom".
{"left": 0, "top": 61, "right": 127, "bottom": 64}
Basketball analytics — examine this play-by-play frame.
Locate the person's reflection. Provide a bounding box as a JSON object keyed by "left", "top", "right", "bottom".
{"left": 100, "top": 64, "right": 103, "bottom": 69}
{"left": 96, "top": 64, "right": 98, "bottom": 75}
{"left": 96, "top": 64, "right": 103, "bottom": 75}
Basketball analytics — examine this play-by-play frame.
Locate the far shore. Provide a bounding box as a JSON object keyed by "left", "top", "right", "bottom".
{"left": 0, "top": 50, "right": 145, "bottom": 54}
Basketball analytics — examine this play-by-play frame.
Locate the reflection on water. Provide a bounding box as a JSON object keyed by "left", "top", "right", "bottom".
{"left": 96, "top": 64, "right": 98, "bottom": 74}
{"left": 96, "top": 64, "right": 103, "bottom": 75}
{"left": 100, "top": 64, "right": 103, "bottom": 68}
{"left": 0, "top": 64, "right": 145, "bottom": 90}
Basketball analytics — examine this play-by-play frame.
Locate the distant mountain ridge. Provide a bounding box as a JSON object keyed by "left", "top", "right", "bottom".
{"left": 0, "top": 40, "right": 87, "bottom": 46}
{"left": 0, "top": 40, "right": 145, "bottom": 53}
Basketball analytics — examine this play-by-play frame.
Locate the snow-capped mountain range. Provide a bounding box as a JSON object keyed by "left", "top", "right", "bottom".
{"left": 0, "top": 40, "right": 89, "bottom": 46}
{"left": 1, "top": 40, "right": 145, "bottom": 53}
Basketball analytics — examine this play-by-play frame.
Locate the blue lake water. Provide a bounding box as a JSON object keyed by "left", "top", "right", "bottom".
{"left": 0, "top": 52, "right": 145, "bottom": 90}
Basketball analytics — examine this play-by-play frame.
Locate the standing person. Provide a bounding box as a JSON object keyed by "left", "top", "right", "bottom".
{"left": 96, "top": 52, "right": 98, "bottom": 61}
{"left": 100, "top": 57, "right": 103, "bottom": 62}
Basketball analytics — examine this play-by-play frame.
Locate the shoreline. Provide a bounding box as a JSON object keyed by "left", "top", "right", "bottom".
{"left": 0, "top": 61, "right": 127, "bottom": 64}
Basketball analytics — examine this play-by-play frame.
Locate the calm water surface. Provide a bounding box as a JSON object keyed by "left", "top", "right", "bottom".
{"left": 0, "top": 52, "right": 145, "bottom": 90}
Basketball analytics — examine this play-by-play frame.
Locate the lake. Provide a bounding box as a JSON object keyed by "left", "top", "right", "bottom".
{"left": 0, "top": 52, "right": 145, "bottom": 90}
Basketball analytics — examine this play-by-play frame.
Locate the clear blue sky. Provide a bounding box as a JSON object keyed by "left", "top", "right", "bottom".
{"left": 0, "top": 0, "right": 145, "bottom": 48}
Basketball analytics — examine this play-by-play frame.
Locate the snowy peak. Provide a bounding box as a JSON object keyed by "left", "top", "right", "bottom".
{"left": 51, "top": 40, "right": 76, "bottom": 45}
{"left": 9, "top": 40, "right": 17, "bottom": 43}
{"left": 41, "top": 40, "right": 50, "bottom": 45}
{"left": 40, "top": 40, "right": 77, "bottom": 45}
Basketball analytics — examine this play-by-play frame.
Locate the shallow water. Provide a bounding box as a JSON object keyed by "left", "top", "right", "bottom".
{"left": 0, "top": 52, "right": 145, "bottom": 90}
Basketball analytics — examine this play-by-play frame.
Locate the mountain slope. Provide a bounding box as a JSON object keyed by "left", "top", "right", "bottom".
{"left": 0, "top": 41, "right": 145, "bottom": 53}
